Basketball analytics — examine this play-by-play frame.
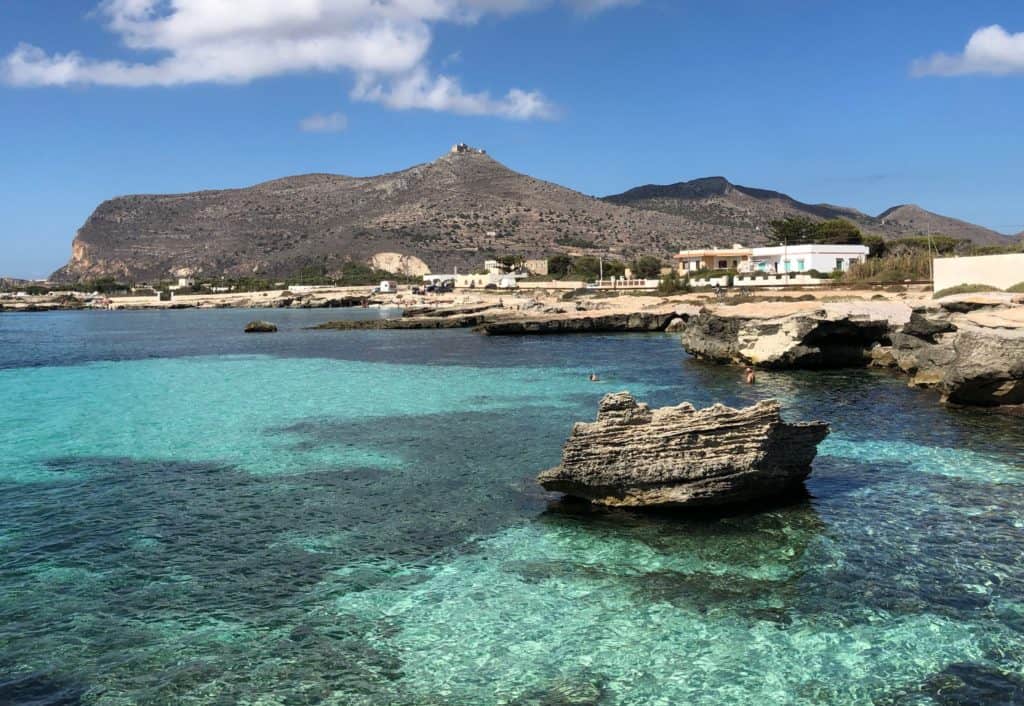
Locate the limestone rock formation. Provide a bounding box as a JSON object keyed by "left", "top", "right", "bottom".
{"left": 538, "top": 393, "right": 829, "bottom": 509}
{"left": 244, "top": 320, "right": 278, "bottom": 333}
{"left": 677, "top": 300, "right": 1024, "bottom": 412}
{"left": 477, "top": 312, "right": 675, "bottom": 335}
{"left": 889, "top": 306, "right": 1024, "bottom": 411}
{"left": 679, "top": 306, "right": 892, "bottom": 368}
{"left": 369, "top": 252, "right": 430, "bottom": 277}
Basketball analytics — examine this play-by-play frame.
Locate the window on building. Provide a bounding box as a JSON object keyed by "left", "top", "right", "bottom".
{"left": 757, "top": 262, "right": 767, "bottom": 271}
{"left": 797, "top": 259, "right": 805, "bottom": 271}
{"left": 784, "top": 260, "right": 792, "bottom": 272}
{"left": 836, "top": 258, "right": 844, "bottom": 271}
{"left": 718, "top": 260, "right": 727, "bottom": 269}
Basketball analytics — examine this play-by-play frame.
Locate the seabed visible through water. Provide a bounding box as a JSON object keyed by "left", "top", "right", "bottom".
{"left": 1, "top": 309, "right": 1023, "bottom": 705}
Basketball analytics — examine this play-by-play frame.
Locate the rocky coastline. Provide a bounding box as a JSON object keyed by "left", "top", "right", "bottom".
{"left": 677, "top": 295, "right": 1024, "bottom": 414}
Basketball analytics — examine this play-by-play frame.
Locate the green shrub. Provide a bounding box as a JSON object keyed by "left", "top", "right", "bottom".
{"left": 843, "top": 253, "right": 932, "bottom": 283}
{"left": 657, "top": 271, "right": 690, "bottom": 295}
{"left": 932, "top": 284, "right": 1000, "bottom": 299}
{"left": 1007, "top": 282, "right": 1024, "bottom": 293}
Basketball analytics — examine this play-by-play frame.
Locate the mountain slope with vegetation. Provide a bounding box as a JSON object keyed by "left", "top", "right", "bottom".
{"left": 53, "top": 150, "right": 1018, "bottom": 282}
{"left": 53, "top": 150, "right": 735, "bottom": 282}
{"left": 605, "top": 177, "right": 1015, "bottom": 247}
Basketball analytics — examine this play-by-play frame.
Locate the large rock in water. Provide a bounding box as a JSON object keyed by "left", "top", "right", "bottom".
{"left": 888, "top": 304, "right": 1024, "bottom": 411}
{"left": 244, "top": 320, "right": 278, "bottom": 333}
{"left": 538, "top": 393, "right": 829, "bottom": 509}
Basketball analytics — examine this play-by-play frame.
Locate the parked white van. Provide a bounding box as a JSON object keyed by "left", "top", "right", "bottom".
{"left": 378, "top": 280, "right": 398, "bottom": 294}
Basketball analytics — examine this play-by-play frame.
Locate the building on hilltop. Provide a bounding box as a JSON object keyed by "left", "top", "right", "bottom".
{"left": 451, "top": 143, "right": 487, "bottom": 155}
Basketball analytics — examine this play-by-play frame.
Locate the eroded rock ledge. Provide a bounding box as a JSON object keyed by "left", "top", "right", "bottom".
{"left": 889, "top": 305, "right": 1024, "bottom": 412}
{"left": 538, "top": 393, "right": 829, "bottom": 509}
{"left": 678, "top": 299, "right": 1024, "bottom": 413}
{"left": 679, "top": 304, "right": 893, "bottom": 369}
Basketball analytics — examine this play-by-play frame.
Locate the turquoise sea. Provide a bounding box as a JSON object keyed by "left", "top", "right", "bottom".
{"left": 2, "top": 309, "right": 1023, "bottom": 705}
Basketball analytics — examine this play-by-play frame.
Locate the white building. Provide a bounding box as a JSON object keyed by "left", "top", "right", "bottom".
{"left": 748, "top": 244, "right": 869, "bottom": 274}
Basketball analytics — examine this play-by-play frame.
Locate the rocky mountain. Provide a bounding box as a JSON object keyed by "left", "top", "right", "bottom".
{"left": 604, "top": 177, "right": 1016, "bottom": 246}
{"left": 53, "top": 150, "right": 1017, "bottom": 282}
{"left": 874, "top": 204, "right": 1015, "bottom": 245}
{"left": 53, "top": 148, "right": 736, "bottom": 282}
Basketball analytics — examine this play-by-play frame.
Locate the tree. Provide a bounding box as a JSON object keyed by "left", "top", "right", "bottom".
{"left": 632, "top": 255, "right": 663, "bottom": 279}
{"left": 863, "top": 235, "right": 887, "bottom": 258}
{"left": 768, "top": 216, "right": 819, "bottom": 245}
{"left": 547, "top": 254, "right": 573, "bottom": 278}
{"left": 768, "top": 216, "right": 862, "bottom": 245}
{"left": 815, "top": 219, "right": 863, "bottom": 244}
{"left": 572, "top": 257, "right": 624, "bottom": 281}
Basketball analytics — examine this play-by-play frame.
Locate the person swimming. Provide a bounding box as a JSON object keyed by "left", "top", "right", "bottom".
{"left": 745, "top": 366, "right": 756, "bottom": 384}
{"left": 589, "top": 372, "right": 600, "bottom": 382}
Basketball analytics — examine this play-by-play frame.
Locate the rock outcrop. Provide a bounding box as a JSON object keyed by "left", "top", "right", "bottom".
{"left": 476, "top": 312, "right": 675, "bottom": 335}
{"left": 889, "top": 306, "right": 1024, "bottom": 411}
{"left": 538, "top": 393, "right": 829, "bottom": 509}
{"left": 680, "top": 304, "right": 893, "bottom": 368}
{"left": 677, "top": 299, "right": 1024, "bottom": 413}
{"left": 244, "top": 320, "right": 278, "bottom": 333}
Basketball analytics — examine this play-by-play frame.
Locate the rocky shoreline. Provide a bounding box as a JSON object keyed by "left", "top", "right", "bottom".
{"left": 677, "top": 295, "right": 1024, "bottom": 414}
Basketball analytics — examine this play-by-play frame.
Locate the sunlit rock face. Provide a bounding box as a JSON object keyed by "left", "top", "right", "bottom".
{"left": 679, "top": 307, "right": 892, "bottom": 369}
{"left": 538, "top": 392, "right": 829, "bottom": 509}
{"left": 890, "top": 305, "right": 1024, "bottom": 412}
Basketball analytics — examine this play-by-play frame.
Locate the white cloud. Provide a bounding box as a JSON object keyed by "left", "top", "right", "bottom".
{"left": 912, "top": 25, "right": 1024, "bottom": 77}
{"left": 352, "top": 67, "right": 557, "bottom": 119}
{"left": 299, "top": 112, "right": 348, "bottom": 133}
{"left": 1, "top": 0, "right": 636, "bottom": 118}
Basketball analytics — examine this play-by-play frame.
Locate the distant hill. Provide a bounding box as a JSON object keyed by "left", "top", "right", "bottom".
{"left": 52, "top": 152, "right": 1017, "bottom": 282}
{"left": 875, "top": 204, "right": 1016, "bottom": 245}
{"left": 53, "top": 149, "right": 737, "bottom": 282}
{"left": 604, "top": 177, "right": 1016, "bottom": 246}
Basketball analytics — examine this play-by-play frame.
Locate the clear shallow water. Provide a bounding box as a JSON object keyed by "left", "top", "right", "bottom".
{"left": 1, "top": 309, "right": 1023, "bottom": 705}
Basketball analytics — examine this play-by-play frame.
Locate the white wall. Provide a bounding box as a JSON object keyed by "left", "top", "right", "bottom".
{"left": 933, "top": 254, "right": 1024, "bottom": 292}
{"left": 751, "top": 245, "right": 868, "bottom": 274}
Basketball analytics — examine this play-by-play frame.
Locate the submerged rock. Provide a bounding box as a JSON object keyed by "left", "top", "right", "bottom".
{"left": 538, "top": 393, "right": 829, "bottom": 509}
{"left": 244, "top": 320, "right": 278, "bottom": 333}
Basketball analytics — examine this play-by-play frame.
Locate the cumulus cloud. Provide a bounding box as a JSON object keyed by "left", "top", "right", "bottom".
{"left": 912, "top": 25, "right": 1024, "bottom": 76}
{"left": 352, "top": 67, "right": 556, "bottom": 120}
{"left": 299, "top": 112, "right": 348, "bottom": 133}
{"left": 1, "top": 0, "right": 637, "bottom": 118}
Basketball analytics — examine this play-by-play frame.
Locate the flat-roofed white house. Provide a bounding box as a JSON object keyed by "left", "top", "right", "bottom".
{"left": 749, "top": 244, "right": 869, "bottom": 274}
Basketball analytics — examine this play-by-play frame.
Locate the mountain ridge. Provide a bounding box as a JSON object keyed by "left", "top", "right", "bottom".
{"left": 53, "top": 149, "right": 1017, "bottom": 281}
{"left": 604, "top": 177, "right": 1015, "bottom": 246}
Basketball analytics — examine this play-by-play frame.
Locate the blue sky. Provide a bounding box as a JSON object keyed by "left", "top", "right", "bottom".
{"left": 2, "top": 0, "right": 1023, "bottom": 278}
